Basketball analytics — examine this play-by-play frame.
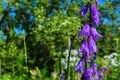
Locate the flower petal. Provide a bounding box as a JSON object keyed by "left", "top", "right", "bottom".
{"left": 78, "top": 23, "right": 90, "bottom": 39}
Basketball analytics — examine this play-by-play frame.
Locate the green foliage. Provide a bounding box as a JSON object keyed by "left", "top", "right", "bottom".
{"left": 0, "top": 0, "right": 120, "bottom": 80}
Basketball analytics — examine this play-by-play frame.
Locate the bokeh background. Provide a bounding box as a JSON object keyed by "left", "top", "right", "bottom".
{"left": 0, "top": 0, "right": 120, "bottom": 80}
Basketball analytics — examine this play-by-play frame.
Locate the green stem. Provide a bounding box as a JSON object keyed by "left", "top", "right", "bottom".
{"left": 24, "top": 35, "right": 28, "bottom": 79}
{"left": 0, "top": 59, "right": 1, "bottom": 78}
{"left": 59, "top": 52, "right": 61, "bottom": 75}
{"left": 66, "top": 35, "right": 76, "bottom": 80}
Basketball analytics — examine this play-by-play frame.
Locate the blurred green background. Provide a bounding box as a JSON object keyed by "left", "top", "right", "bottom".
{"left": 0, "top": 0, "right": 120, "bottom": 80}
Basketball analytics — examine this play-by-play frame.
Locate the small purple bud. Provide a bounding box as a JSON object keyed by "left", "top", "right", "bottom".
{"left": 99, "top": 67, "right": 105, "bottom": 73}
{"left": 96, "top": 0, "right": 99, "bottom": 6}
{"left": 81, "top": 6, "right": 88, "bottom": 16}
{"left": 91, "top": 62, "right": 97, "bottom": 68}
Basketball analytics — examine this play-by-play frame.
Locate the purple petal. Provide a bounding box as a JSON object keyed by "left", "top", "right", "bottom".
{"left": 81, "top": 6, "right": 88, "bottom": 16}
{"left": 91, "top": 63, "right": 97, "bottom": 68}
{"left": 98, "top": 67, "right": 105, "bottom": 80}
{"left": 75, "top": 59, "right": 85, "bottom": 73}
{"left": 90, "top": 26, "right": 103, "bottom": 41}
{"left": 84, "top": 68, "right": 93, "bottom": 80}
{"left": 98, "top": 71, "right": 104, "bottom": 80}
{"left": 89, "top": 37, "right": 97, "bottom": 54}
{"left": 60, "top": 72, "right": 65, "bottom": 80}
{"left": 78, "top": 23, "right": 90, "bottom": 39}
{"left": 91, "top": 4, "right": 101, "bottom": 24}
{"left": 78, "top": 40, "right": 89, "bottom": 55}
{"left": 91, "top": 63, "right": 98, "bottom": 75}
{"left": 93, "top": 77, "right": 99, "bottom": 80}
{"left": 79, "top": 40, "right": 90, "bottom": 62}
{"left": 99, "top": 67, "right": 105, "bottom": 73}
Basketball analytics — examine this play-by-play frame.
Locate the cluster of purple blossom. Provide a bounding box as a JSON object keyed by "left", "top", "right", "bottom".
{"left": 75, "top": 1, "right": 104, "bottom": 80}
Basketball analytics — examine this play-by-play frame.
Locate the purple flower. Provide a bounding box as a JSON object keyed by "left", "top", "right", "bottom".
{"left": 60, "top": 70, "right": 65, "bottom": 80}
{"left": 75, "top": 59, "right": 85, "bottom": 73}
{"left": 95, "top": 0, "right": 99, "bottom": 6}
{"left": 91, "top": 62, "right": 97, "bottom": 68}
{"left": 99, "top": 76, "right": 104, "bottom": 80}
{"left": 89, "top": 37, "right": 97, "bottom": 54}
{"left": 84, "top": 68, "right": 93, "bottom": 80}
{"left": 60, "top": 75, "right": 65, "bottom": 80}
{"left": 98, "top": 72, "right": 104, "bottom": 80}
{"left": 81, "top": 6, "right": 88, "bottom": 16}
{"left": 91, "top": 63, "right": 100, "bottom": 80}
{"left": 75, "top": 2, "right": 104, "bottom": 80}
{"left": 78, "top": 40, "right": 90, "bottom": 62}
{"left": 78, "top": 23, "right": 90, "bottom": 39}
{"left": 78, "top": 40, "right": 89, "bottom": 55}
{"left": 91, "top": 63, "right": 98, "bottom": 75}
{"left": 99, "top": 67, "right": 105, "bottom": 73}
{"left": 90, "top": 26, "right": 103, "bottom": 41}
{"left": 91, "top": 4, "right": 101, "bottom": 24}
{"left": 98, "top": 68, "right": 105, "bottom": 80}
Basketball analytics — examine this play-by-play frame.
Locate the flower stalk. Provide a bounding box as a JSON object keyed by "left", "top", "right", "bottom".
{"left": 75, "top": 1, "right": 104, "bottom": 80}
{"left": 66, "top": 35, "right": 76, "bottom": 80}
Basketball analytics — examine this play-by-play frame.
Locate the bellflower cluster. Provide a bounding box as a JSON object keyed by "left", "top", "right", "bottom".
{"left": 75, "top": 1, "right": 104, "bottom": 80}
